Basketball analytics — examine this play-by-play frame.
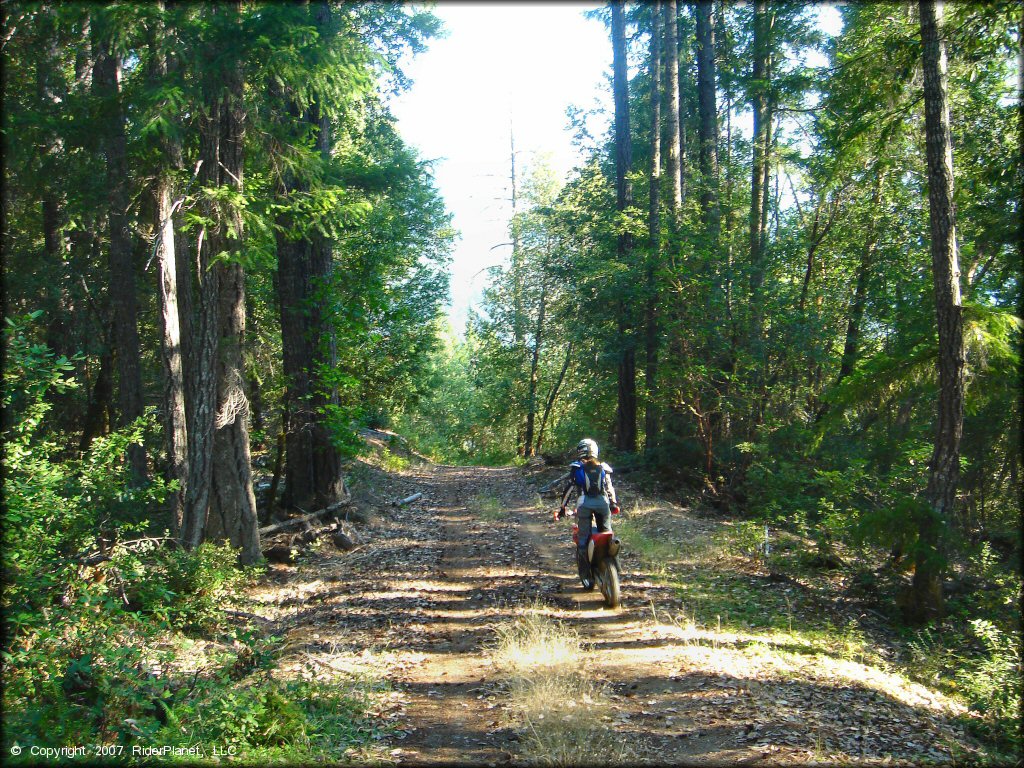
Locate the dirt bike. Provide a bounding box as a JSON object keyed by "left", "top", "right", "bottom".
{"left": 571, "top": 521, "right": 622, "bottom": 608}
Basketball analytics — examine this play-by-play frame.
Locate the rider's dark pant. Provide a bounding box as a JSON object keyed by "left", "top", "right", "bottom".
{"left": 576, "top": 497, "right": 610, "bottom": 552}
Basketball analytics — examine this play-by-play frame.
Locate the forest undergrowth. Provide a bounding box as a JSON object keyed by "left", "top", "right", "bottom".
{"left": 4, "top": 316, "right": 1020, "bottom": 766}
{"left": 610, "top": 482, "right": 1022, "bottom": 763}
{"left": 2, "top": 331, "right": 394, "bottom": 764}
{"left": 3, "top": 1, "right": 1020, "bottom": 765}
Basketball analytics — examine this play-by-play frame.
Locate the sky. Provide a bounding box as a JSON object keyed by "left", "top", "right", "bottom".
{"left": 389, "top": 3, "right": 611, "bottom": 334}
{"left": 388, "top": 3, "right": 844, "bottom": 334}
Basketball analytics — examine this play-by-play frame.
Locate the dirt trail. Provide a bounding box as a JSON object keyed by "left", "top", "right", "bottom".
{"left": 246, "top": 460, "right": 980, "bottom": 766}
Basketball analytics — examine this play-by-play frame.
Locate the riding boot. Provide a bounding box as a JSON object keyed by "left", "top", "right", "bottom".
{"left": 576, "top": 545, "right": 592, "bottom": 583}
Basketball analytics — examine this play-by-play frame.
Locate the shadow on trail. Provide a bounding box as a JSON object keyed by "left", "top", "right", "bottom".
{"left": 599, "top": 669, "right": 963, "bottom": 763}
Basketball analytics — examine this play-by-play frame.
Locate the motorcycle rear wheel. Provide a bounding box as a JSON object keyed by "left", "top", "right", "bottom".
{"left": 576, "top": 548, "right": 595, "bottom": 591}
{"left": 600, "top": 558, "right": 621, "bottom": 608}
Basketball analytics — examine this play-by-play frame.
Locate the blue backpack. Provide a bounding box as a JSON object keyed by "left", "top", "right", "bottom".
{"left": 572, "top": 460, "right": 610, "bottom": 498}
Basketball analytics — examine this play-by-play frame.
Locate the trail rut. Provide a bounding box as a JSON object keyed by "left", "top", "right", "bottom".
{"left": 246, "top": 460, "right": 981, "bottom": 766}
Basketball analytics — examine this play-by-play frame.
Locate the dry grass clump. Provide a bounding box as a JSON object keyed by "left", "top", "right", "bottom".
{"left": 491, "top": 610, "right": 633, "bottom": 765}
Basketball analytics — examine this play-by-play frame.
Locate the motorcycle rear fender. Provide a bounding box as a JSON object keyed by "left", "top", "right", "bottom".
{"left": 588, "top": 532, "right": 614, "bottom": 561}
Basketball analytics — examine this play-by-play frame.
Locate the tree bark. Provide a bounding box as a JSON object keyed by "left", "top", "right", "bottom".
{"left": 308, "top": 206, "right": 346, "bottom": 505}
{"left": 275, "top": 1, "right": 346, "bottom": 512}
{"left": 664, "top": 0, "right": 683, "bottom": 224}
{"left": 276, "top": 225, "right": 317, "bottom": 510}
{"left": 35, "top": 8, "right": 71, "bottom": 361}
{"left": 155, "top": 164, "right": 189, "bottom": 534}
{"left": 510, "top": 123, "right": 524, "bottom": 346}
{"left": 612, "top": 0, "right": 637, "bottom": 453}
{"left": 207, "top": 259, "right": 261, "bottom": 564}
{"left": 837, "top": 173, "right": 884, "bottom": 383}
{"left": 523, "top": 285, "right": 547, "bottom": 457}
{"left": 748, "top": 0, "right": 769, "bottom": 329}
{"left": 207, "top": 10, "right": 260, "bottom": 564}
{"left": 536, "top": 340, "right": 573, "bottom": 456}
{"left": 746, "top": 0, "right": 774, "bottom": 435}
{"left": 695, "top": 0, "right": 720, "bottom": 243}
{"left": 183, "top": 103, "right": 222, "bottom": 551}
{"left": 149, "top": 2, "right": 189, "bottom": 536}
{"left": 645, "top": 3, "right": 663, "bottom": 453}
{"left": 183, "top": 2, "right": 260, "bottom": 564}
{"left": 92, "top": 13, "right": 147, "bottom": 485}
{"left": 182, "top": 231, "right": 218, "bottom": 550}
{"left": 80, "top": 322, "right": 115, "bottom": 452}
{"left": 909, "top": 0, "right": 966, "bottom": 623}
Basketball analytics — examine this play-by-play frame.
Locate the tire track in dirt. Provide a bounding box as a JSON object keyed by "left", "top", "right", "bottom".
{"left": 382, "top": 463, "right": 535, "bottom": 766}
{"left": 248, "top": 458, "right": 981, "bottom": 766}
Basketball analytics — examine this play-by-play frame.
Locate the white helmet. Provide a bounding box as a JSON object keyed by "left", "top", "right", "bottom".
{"left": 576, "top": 438, "right": 599, "bottom": 460}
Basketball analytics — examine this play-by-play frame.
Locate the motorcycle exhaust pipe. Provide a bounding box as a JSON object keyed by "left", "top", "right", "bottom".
{"left": 608, "top": 538, "right": 621, "bottom": 558}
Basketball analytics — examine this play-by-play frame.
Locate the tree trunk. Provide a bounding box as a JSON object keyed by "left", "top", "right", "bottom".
{"left": 837, "top": 173, "right": 885, "bottom": 383}
{"left": 155, "top": 178, "right": 189, "bottom": 534}
{"left": 760, "top": 76, "right": 774, "bottom": 261}
{"left": 207, "top": 11, "right": 260, "bottom": 564}
{"left": 208, "top": 260, "right": 261, "bottom": 564}
{"left": 174, "top": 203, "right": 195, "bottom": 420}
{"left": 696, "top": 1, "right": 726, "bottom": 467}
{"left": 36, "top": 8, "right": 71, "bottom": 361}
{"left": 695, "top": 0, "right": 720, "bottom": 243}
{"left": 92, "top": 14, "right": 147, "bottom": 485}
{"left": 80, "top": 322, "right": 115, "bottom": 452}
{"left": 663, "top": 0, "right": 682, "bottom": 224}
{"left": 183, "top": 2, "right": 260, "bottom": 564}
{"left": 612, "top": 0, "right": 637, "bottom": 453}
{"left": 150, "top": 2, "right": 189, "bottom": 536}
{"left": 182, "top": 232, "right": 218, "bottom": 550}
{"left": 909, "top": 0, "right": 966, "bottom": 624}
{"left": 510, "top": 123, "right": 524, "bottom": 346}
{"left": 747, "top": 0, "right": 773, "bottom": 435}
{"left": 748, "top": 0, "right": 769, "bottom": 331}
{"left": 645, "top": 3, "right": 663, "bottom": 453}
{"left": 182, "top": 85, "right": 223, "bottom": 552}
{"left": 523, "top": 285, "right": 547, "bottom": 457}
{"left": 536, "top": 340, "right": 573, "bottom": 456}
{"left": 276, "top": 226, "right": 317, "bottom": 510}
{"left": 308, "top": 216, "right": 346, "bottom": 505}
{"left": 275, "top": 1, "right": 346, "bottom": 512}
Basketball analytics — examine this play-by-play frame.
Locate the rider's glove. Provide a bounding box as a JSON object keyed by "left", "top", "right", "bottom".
{"left": 611, "top": 503, "right": 620, "bottom": 515}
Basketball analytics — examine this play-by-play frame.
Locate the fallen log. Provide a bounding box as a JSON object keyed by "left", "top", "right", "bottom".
{"left": 75, "top": 535, "right": 180, "bottom": 566}
{"left": 291, "top": 521, "right": 337, "bottom": 548}
{"left": 392, "top": 492, "right": 423, "bottom": 507}
{"left": 262, "top": 520, "right": 342, "bottom": 563}
{"left": 537, "top": 473, "right": 569, "bottom": 493}
{"left": 258, "top": 499, "right": 350, "bottom": 537}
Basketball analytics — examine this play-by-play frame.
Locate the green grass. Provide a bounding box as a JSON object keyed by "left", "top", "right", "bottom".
{"left": 2, "top": 552, "right": 395, "bottom": 767}
{"left": 490, "top": 609, "right": 634, "bottom": 765}
{"left": 4, "top": 633, "right": 395, "bottom": 766}
{"left": 379, "top": 447, "right": 410, "bottom": 473}
{"left": 622, "top": 512, "right": 883, "bottom": 663}
{"left": 473, "top": 492, "right": 505, "bottom": 522}
{"left": 610, "top": 514, "right": 679, "bottom": 580}
{"left": 620, "top": 503, "right": 1021, "bottom": 763}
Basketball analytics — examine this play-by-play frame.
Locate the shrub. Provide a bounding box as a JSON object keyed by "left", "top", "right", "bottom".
{"left": 958, "top": 619, "right": 1022, "bottom": 752}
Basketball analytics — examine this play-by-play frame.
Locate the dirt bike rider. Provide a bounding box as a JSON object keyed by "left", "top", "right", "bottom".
{"left": 555, "top": 439, "right": 620, "bottom": 556}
